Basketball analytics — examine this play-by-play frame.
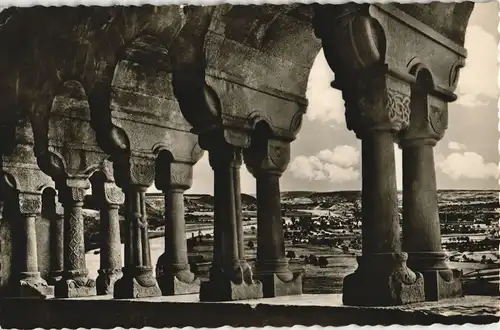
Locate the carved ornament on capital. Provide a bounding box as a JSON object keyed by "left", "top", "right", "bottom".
{"left": 344, "top": 73, "right": 411, "bottom": 138}
{"left": 103, "top": 182, "right": 125, "bottom": 206}
{"left": 127, "top": 157, "right": 156, "bottom": 188}
{"left": 18, "top": 193, "right": 43, "bottom": 215}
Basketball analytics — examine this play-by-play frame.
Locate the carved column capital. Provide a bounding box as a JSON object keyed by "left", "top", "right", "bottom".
{"left": 103, "top": 182, "right": 125, "bottom": 207}
{"left": 58, "top": 180, "right": 88, "bottom": 206}
{"left": 399, "top": 93, "right": 449, "bottom": 148}
{"left": 129, "top": 157, "right": 156, "bottom": 188}
{"left": 156, "top": 162, "right": 193, "bottom": 192}
{"left": 18, "top": 193, "right": 42, "bottom": 216}
{"left": 342, "top": 72, "right": 411, "bottom": 139}
{"left": 208, "top": 143, "right": 242, "bottom": 171}
{"left": 244, "top": 139, "right": 290, "bottom": 177}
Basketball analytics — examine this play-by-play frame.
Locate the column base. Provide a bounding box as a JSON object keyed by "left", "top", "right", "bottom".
{"left": 199, "top": 266, "right": 263, "bottom": 302}
{"left": 199, "top": 279, "right": 263, "bottom": 302}
{"left": 343, "top": 253, "right": 425, "bottom": 306}
{"left": 113, "top": 266, "right": 162, "bottom": 299}
{"left": 157, "top": 274, "right": 201, "bottom": 296}
{"left": 10, "top": 273, "right": 54, "bottom": 299}
{"left": 256, "top": 272, "right": 303, "bottom": 298}
{"left": 96, "top": 269, "right": 123, "bottom": 295}
{"left": 421, "top": 268, "right": 463, "bottom": 301}
{"left": 54, "top": 276, "right": 97, "bottom": 298}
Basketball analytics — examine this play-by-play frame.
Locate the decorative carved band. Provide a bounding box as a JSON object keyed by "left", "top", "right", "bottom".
{"left": 71, "top": 187, "right": 86, "bottom": 203}
{"left": 386, "top": 88, "right": 411, "bottom": 132}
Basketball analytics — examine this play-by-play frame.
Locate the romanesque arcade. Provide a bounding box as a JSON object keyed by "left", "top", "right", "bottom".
{"left": 0, "top": 3, "right": 473, "bottom": 306}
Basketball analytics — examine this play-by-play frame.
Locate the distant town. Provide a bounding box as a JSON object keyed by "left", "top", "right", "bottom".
{"left": 82, "top": 189, "right": 500, "bottom": 295}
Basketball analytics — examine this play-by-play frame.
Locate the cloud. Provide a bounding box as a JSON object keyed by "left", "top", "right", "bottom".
{"left": 305, "top": 49, "right": 346, "bottom": 124}
{"left": 437, "top": 151, "right": 499, "bottom": 181}
{"left": 456, "top": 25, "right": 499, "bottom": 107}
{"left": 289, "top": 145, "right": 360, "bottom": 183}
{"left": 448, "top": 141, "right": 467, "bottom": 151}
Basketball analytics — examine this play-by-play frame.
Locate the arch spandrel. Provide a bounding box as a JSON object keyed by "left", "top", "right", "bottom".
{"left": 315, "top": 3, "right": 473, "bottom": 100}
{"left": 109, "top": 38, "right": 203, "bottom": 165}
{"left": 174, "top": 4, "right": 320, "bottom": 142}
{"left": 1, "top": 117, "right": 55, "bottom": 195}
{"left": 46, "top": 80, "right": 111, "bottom": 182}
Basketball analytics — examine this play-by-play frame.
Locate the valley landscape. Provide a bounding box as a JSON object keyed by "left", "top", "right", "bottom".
{"left": 83, "top": 189, "right": 500, "bottom": 295}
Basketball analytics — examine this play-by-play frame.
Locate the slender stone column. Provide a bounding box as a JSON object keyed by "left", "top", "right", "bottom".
{"left": 12, "top": 193, "right": 54, "bottom": 298}
{"left": 96, "top": 182, "right": 124, "bottom": 295}
{"left": 244, "top": 138, "right": 302, "bottom": 297}
{"left": 114, "top": 158, "right": 161, "bottom": 299}
{"left": 341, "top": 74, "right": 425, "bottom": 306}
{"left": 48, "top": 197, "right": 64, "bottom": 285}
{"left": 199, "top": 139, "right": 263, "bottom": 301}
{"left": 55, "top": 184, "right": 96, "bottom": 298}
{"left": 156, "top": 161, "right": 200, "bottom": 295}
{"left": 400, "top": 89, "right": 462, "bottom": 301}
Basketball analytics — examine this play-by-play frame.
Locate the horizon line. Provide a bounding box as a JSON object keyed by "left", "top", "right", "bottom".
{"left": 145, "top": 188, "right": 500, "bottom": 196}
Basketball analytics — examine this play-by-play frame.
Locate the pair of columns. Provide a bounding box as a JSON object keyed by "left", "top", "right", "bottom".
{"left": 53, "top": 180, "right": 124, "bottom": 298}
{"left": 8, "top": 177, "right": 123, "bottom": 298}
{"left": 198, "top": 133, "right": 301, "bottom": 301}
{"left": 341, "top": 73, "right": 461, "bottom": 306}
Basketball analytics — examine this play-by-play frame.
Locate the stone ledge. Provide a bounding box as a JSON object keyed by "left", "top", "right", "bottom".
{"left": 0, "top": 294, "right": 497, "bottom": 328}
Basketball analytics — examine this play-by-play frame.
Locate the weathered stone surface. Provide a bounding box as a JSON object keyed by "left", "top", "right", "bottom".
{"left": 343, "top": 253, "right": 425, "bottom": 306}
{"left": 257, "top": 273, "right": 303, "bottom": 298}
{"left": 394, "top": 3, "right": 474, "bottom": 45}
{"left": 1, "top": 294, "right": 497, "bottom": 328}
{"left": 200, "top": 278, "right": 264, "bottom": 302}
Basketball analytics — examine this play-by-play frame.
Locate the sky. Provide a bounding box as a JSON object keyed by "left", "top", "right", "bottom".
{"left": 166, "top": 1, "right": 499, "bottom": 195}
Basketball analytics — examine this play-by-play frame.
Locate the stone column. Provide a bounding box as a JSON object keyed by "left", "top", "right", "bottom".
{"left": 400, "top": 89, "right": 462, "bottom": 301}
{"left": 55, "top": 183, "right": 96, "bottom": 298}
{"left": 244, "top": 139, "right": 302, "bottom": 297}
{"left": 341, "top": 74, "right": 425, "bottom": 306}
{"left": 199, "top": 138, "right": 263, "bottom": 301}
{"left": 156, "top": 162, "right": 200, "bottom": 295}
{"left": 96, "top": 182, "right": 124, "bottom": 295}
{"left": 12, "top": 193, "right": 54, "bottom": 298}
{"left": 114, "top": 158, "right": 161, "bottom": 299}
{"left": 232, "top": 159, "right": 254, "bottom": 282}
{"left": 48, "top": 196, "right": 64, "bottom": 285}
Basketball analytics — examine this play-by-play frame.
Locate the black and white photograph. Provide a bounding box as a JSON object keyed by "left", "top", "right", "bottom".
{"left": 0, "top": 0, "right": 497, "bottom": 328}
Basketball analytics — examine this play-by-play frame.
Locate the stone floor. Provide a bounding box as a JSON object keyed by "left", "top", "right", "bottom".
{"left": 0, "top": 294, "right": 498, "bottom": 328}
